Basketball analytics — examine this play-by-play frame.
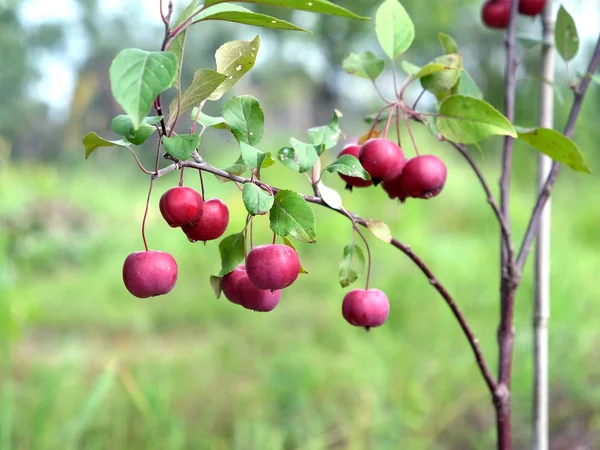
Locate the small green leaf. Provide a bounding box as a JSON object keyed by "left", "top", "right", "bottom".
{"left": 339, "top": 244, "right": 365, "bottom": 288}
{"left": 162, "top": 134, "right": 200, "bottom": 160}
{"left": 401, "top": 61, "right": 421, "bottom": 75}
{"left": 221, "top": 155, "right": 248, "bottom": 177}
{"left": 518, "top": 128, "right": 590, "bottom": 173}
{"left": 210, "top": 35, "right": 260, "bottom": 101}
{"left": 170, "top": 0, "right": 199, "bottom": 89}
{"left": 308, "top": 110, "right": 342, "bottom": 150}
{"left": 438, "top": 32, "right": 459, "bottom": 54}
{"left": 282, "top": 237, "right": 308, "bottom": 274}
{"left": 191, "top": 109, "right": 229, "bottom": 129}
{"left": 209, "top": 276, "right": 222, "bottom": 299}
{"left": 375, "top": 0, "right": 414, "bottom": 60}
{"left": 278, "top": 139, "right": 321, "bottom": 173}
{"left": 555, "top": 6, "right": 579, "bottom": 62}
{"left": 83, "top": 132, "right": 130, "bottom": 159}
{"left": 262, "top": 153, "right": 276, "bottom": 168}
{"left": 222, "top": 95, "right": 264, "bottom": 145}
{"left": 270, "top": 190, "right": 316, "bottom": 243}
{"left": 437, "top": 95, "right": 517, "bottom": 144}
{"left": 111, "top": 115, "right": 161, "bottom": 145}
{"left": 366, "top": 220, "right": 392, "bottom": 243}
{"left": 342, "top": 51, "right": 385, "bottom": 81}
{"left": 218, "top": 233, "right": 246, "bottom": 277}
{"left": 420, "top": 54, "right": 462, "bottom": 100}
{"left": 240, "top": 141, "right": 271, "bottom": 170}
{"left": 201, "top": 0, "right": 369, "bottom": 20}
{"left": 167, "top": 69, "right": 226, "bottom": 130}
{"left": 242, "top": 183, "right": 274, "bottom": 215}
{"left": 326, "top": 154, "right": 370, "bottom": 180}
{"left": 363, "top": 112, "right": 392, "bottom": 125}
{"left": 317, "top": 181, "right": 344, "bottom": 210}
{"left": 517, "top": 34, "right": 544, "bottom": 50}
{"left": 194, "top": 4, "right": 309, "bottom": 32}
{"left": 456, "top": 70, "right": 483, "bottom": 100}
{"left": 109, "top": 49, "right": 177, "bottom": 130}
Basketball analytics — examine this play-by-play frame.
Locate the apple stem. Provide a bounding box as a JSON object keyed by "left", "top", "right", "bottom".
{"left": 354, "top": 226, "right": 372, "bottom": 290}
{"left": 198, "top": 171, "right": 205, "bottom": 199}
{"left": 412, "top": 88, "right": 426, "bottom": 110}
{"left": 405, "top": 118, "right": 420, "bottom": 156}
{"left": 395, "top": 105, "right": 402, "bottom": 148}
{"left": 367, "top": 104, "right": 394, "bottom": 141}
{"left": 141, "top": 177, "right": 156, "bottom": 252}
{"left": 178, "top": 167, "right": 184, "bottom": 187}
{"left": 383, "top": 107, "right": 395, "bottom": 140}
{"left": 272, "top": 233, "right": 277, "bottom": 245}
{"left": 242, "top": 214, "right": 252, "bottom": 259}
{"left": 249, "top": 217, "right": 254, "bottom": 250}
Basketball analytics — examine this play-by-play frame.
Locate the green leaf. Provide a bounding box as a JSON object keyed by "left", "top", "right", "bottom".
{"left": 342, "top": 51, "right": 385, "bottom": 81}
{"left": 240, "top": 141, "right": 271, "bottom": 170}
{"left": 194, "top": 4, "right": 309, "bottom": 32}
{"left": 209, "top": 276, "right": 222, "bottom": 299}
{"left": 366, "top": 220, "right": 392, "bottom": 243}
{"left": 201, "top": 0, "right": 369, "bottom": 20}
{"left": 270, "top": 190, "right": 316, "bottom": 243}
{"left": 438, "top": 32, "right": 459, "bottom": 54}
{"left": 222, "top": 95, "right": 264, "bottom": 145}
{"left": 363, "top": 112, "right": 391, "bottom": 125}
{"left": 401, "top": 61, "right": 421, "bottom": 75}
{"left": 282, "top": 237, "right": 308, "bottom": 274}
{"left": 170, "top": 0, "right": 199, "bottom": 89}
{"left": 167, "top": 69, "right": 226, "bottom": 129}
{"left": 218, "top": 233, "right": 246, "bottom": 277}
{"left": 517, "top": 34, "right": 544, "bottom": 50}
{"left": 221, "top": 155, "right": 248, "bottom": 177}
{"left": 111, "top": 115, "right": 161, "bottom": 145}
{"left": 518, "top": 128, "right": 590, "bottom": 173}
{"left": 210, "top": 35, "right": 260, "bottom": 101}
{"left": 278, "top": 139, "right": 321, "bottom": 173}
{"left": 191, "top": 109, "right": 230, "bottom": 129}
{"left": 375, "top": 0, "right": 414, "bottom": 61}
{"left": 437, "top": 95, "right": 517, "bottom": 144}
{"left": 308, "top": 110, "right": 342, "bottom": 150}
{"left": 162, "top": 134, "right": 200, "bottom": 160}
{"left": 339, "top": 244, "right": 365, "bottom": 288}
{"left": 457, "top": 70, "right": 483, "bottom": 100}
{"left": 242, "top": 183, "right": 274, "bottom": 215}
{"left": 326, "top": 154, "right": 370, "bottom": 180}
{"left": 420, "top": 54, "right": 462, "bottom": 100}
{"left": 317, "top": 181, "right": 344, "bottom": 210}
{"left": 109, "top": 49, "right": 177, "bottom": 130}
{"left": 555, "top": 6, "right": 579, "bottom": 62}
{"left": 83, "top": 132, "right": 131, "bottom": 159}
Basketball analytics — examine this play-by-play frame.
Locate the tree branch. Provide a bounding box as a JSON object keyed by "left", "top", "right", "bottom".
{"left": 516, "top": 34, "right": 600, "bottom": 272}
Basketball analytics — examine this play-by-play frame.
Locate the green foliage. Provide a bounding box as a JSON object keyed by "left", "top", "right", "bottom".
{"left": 162, "top": 134, "right": 200, "bottom": 160}
{"left": 339, "top": 244, "right": 365, "bottom": 288}
{"left": 437, "top": 95, "right": 517, "bottom": 144}
{"left": 221, "top": 156, "right": 248, "bottom": 178}
{"left": 222, "top": 96, "right": 265, "bottom": 145}
{"left": 401, "top": 60, "right": 421, "bottom": 74}
{"left": 270, "top": 190, "right": 316, "bottom": 243}
{"left": 209, "top": 35, "right": 260, "bottom": 101}
{"left": 242, "top": 183, "right": 274, "bottom": 215}
{"left": 326, "top": 155, "right": 371, "bottom": 180}
{"left": 82, "top": 132, "right": 130, "bottom": 159}
{"left": 109, "top": 49, "right": 177, "bottom": 130}
{"left": 555, "top": 6, "right": 579, "bottom": 62}
{"left": 278, "top": 139, "right": 323, "bottom": 173}
{"left": 342, "top": 51, "right": 385, "bottom": 81}
{"left": 438, "top": 32, "right": 459, "bottom": 54}
{"left": 209, "top": 275, "right": 222, "bottom": 298}
{"left": 191, "top": 109, "right": 229, "bottom": 129}
{"left": 375, "top": 0, "right": 414, "bottom": 61}
{"left": 111, "top": 115, "right": 161, "bottom": 145}
{"left": 518, "top": 128, "right": 590, "bottom": 173}
{"left": 217, "top": 233, "right": 246, "bottom": 277}
{"left": 239, "top": 142, "right": 273, "bottom": 171}
{"left": 194, "top": 4, "right": 309, "bottom": 32}
{"left": 169, "top": 0, "right": 199, "bottom": 89}
{"left": 308, "top": 111, "right": 342, "bottom": 150}
{"left": 456, "top": 70, "right": 483, "bottom": 100}
{"left": 420, "top": 54, "right": 462, "bottom": 101}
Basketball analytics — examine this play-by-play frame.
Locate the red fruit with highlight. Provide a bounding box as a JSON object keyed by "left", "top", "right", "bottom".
{"left": 222, "top": 264, "right": 246, "bottom": 305}
{"left": 122, "top": 250, "right": 178, "bottom": 298}
{"left": 519, "top": 0, "right": 545, "bottom": 16}
{"left": 482, "top": 0, "right": 510, "bottom": 29}
{"left": 159, "top": 186, "right": 204, "bottom": 228}
{"left": 337, "top": 144, "right": 373, "bottom": 190}
{"left": 237, "top": 276, "right": 281, "bottom": 312}
{"left": 342, "top": 289, "right": 390, "bottom": 329}
{"left": 359, "top": 138, "right": 406, "bottom": 185}
{"left": 246, "top": 244, "right": 300, "bottom": 291}
{"left": 182, "top": 198, "right": 229, "bottom": 242}
{"left": 400, "top": 155, "right": 447, "bottom": 199}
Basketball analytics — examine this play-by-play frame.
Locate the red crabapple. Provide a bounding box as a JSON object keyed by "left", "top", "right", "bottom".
{"left": 122, "top": 250, "right": 178, "bottom": 298}
{"left": 400, "top": 155, "right": 447, "bottom": 199}
{"left": 359, "top": 138, "right": 406, "bottom": 185}
{"left": 237, "top": 276, "right": 281, "bottom": 312}
{"left": 337, "top": 144, "right": 373, "bottom": 190}
{"left": 481, "top": 0, "right": 511, "bottom": 29}
{"left": 342, "top": 289, "right": 390, "bottom": 329}
{"left": 222, "top": 264, "right": 247, "bottom": 305}
{"left": 159, "top": 186, "right": 204, "bottom": 228}
{"left": 246, "top": 244, "right": 300, "bottom": 290}
{"left": 182, "top": 198, "right": 229, "bottom": 242}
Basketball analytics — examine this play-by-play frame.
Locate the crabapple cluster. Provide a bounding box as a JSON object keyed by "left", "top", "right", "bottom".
{"left": 338, "top": 138, "right": 448, "bottom": 203}
{"left": 481, "top": 0, "right": 546, "bottom": 29}
{"left": 122, "top": 186, "right": 230, "bottom": 298}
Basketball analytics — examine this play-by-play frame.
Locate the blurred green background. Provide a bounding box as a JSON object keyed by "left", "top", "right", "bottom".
{"left": 1, "top": 0, "right": 600, "bottom": 449}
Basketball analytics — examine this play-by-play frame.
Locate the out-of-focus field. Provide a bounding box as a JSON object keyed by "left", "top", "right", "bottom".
{"left": 1, "top": 129, "right": 599, "bottom": 449}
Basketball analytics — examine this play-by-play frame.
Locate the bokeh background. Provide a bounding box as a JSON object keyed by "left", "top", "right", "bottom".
{"left": 1, "top": 0, "right": 600, "bottom": 449}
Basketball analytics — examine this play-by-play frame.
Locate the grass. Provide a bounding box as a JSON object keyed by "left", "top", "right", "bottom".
{"left": 1, "top": 131, "right": 600, "bottom": 449}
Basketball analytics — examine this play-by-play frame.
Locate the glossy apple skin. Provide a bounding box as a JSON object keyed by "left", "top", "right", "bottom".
{"left": 182, "top": 198, "right": 229, "bottom": 242}
{"left": 222, "top": 264, "right": 246, "bottom": 305}
{"left": 482, "top": 0, "right": 511, "bottom": 29}
{"left": 342, "top": 289, "right": 390, "bottom": 328}
{"left": 159, "top": 186, "right": 204, "bottom": 228}
{"left": 337, "top": 144, "right": 373, "bottom": 189}
{"left": 245, "top": 244, "right": 300, "bottom": 290}
{"left": 122, "top": 250, "right": 178, "bottom": 298}
{"left": 382, "top": 173, "right": 408, "bottom": 203}
{"left": 519, "top": 0, "right": 545, "bottom": 16}
{"left": 358, "top": 138, "right": 406, "bottom": 185}
{"left": 400, "top": 155, "right": 447, "bottom": 199}
{"left": 237, "top": 276, "right": 281, "bottom": 312}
